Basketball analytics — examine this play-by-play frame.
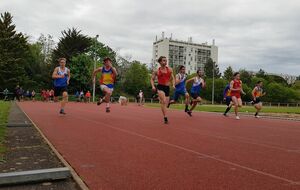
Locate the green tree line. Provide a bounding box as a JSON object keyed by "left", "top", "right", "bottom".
{"left": 0, "top": 11, "right": 299, "bottom": 103}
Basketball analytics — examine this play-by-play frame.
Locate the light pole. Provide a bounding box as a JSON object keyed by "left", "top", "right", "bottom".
{"left": 212, "top": 61, "right": 215, "bottom": 104}
{"left": 92, "top": 35, "right": 99, "bottom": 103}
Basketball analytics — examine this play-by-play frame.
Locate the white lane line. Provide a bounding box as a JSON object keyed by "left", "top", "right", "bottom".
{"left": 71, "top": 106, "right": 300, "bottom": 154}
{"left": 73, "top": 115, "right": 300, "bottom": 186}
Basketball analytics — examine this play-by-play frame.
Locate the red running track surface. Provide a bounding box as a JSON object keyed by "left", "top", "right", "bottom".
{"left": 19, "top": 102, "right": 300, "bottom": 190}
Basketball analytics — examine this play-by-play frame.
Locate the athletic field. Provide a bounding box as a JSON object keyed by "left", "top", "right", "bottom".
{"left": 19, "top": 102, "right": 300, "bottom": 190}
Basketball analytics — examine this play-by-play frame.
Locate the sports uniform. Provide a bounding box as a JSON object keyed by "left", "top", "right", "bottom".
{"left": 54, "top": 67, "right": 69, "bottom": 97}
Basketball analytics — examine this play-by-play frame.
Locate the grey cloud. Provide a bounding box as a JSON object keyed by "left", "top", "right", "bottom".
{"left": 1, "top": 0, "right": 299, "bottom": 75}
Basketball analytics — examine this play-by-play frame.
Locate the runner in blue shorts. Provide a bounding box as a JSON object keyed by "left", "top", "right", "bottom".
{"left": 52, "top": 58, "right": 70, "bottom": 115}
{"left": 223, "top": 83, "right": 232, "bottom": 116}
{"left": 186, "top": 70, "right": 205, "bottom": 116}
{"left": 167, "top": 65, "right": 191, "bottom": 116}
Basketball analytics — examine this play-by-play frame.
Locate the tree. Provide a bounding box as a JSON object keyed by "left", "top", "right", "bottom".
{"left": 69, "top": 54, "right": 93, "bottom": 92}
{"left": 123, "top": 61, "right": 151, "bottom": 96}
{"left": 256, "top": 69, "right": 266, "bottom": 78}
{"left": 23, "top": 43, "right": 52, "bottom": 90}
{"left": 223, "top": 66, "right": 234, "bottom": 81}
{"left": 266, "top": 75, "right": 288, "bottom": 86}
{"left": 88, "top": 38, "right": 117, "bottom": 68}
{"left": 37, "top": 34, "right": 55, "bottom": 65}
{"left": 239, "top": 69, "right": 252, "bottom": 86}
{"left": 204, "top": 58, "right": 221, "bottom": 78}
{"left": 201, "top": 78, "right": 228, "bottom": 103}
{"left": 0, "top": 12, "right": 29, "bottom": 91}
{"left": 52, "top": 28, "right": 92, "bottom": 68}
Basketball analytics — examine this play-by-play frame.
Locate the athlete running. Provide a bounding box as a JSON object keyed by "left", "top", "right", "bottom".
{"left": 168, "top": 65, "right": 191, "bottom": 116}
{"left": 230, "top": 72, "right": 246, "bottom": 120}
{"left": 252, "top": 81, "right": 266, "bottom": 118}
{"left": 52, "top": 58, "right": 70, "bottom": 115}
{"left": 150, "top": 56, "right": 175, "bottom": 124}
{"left": 92, "top": 57, "right": 118, "bottom": 113}
{"left": 223, "top": 83, "right": 232, "bottom": 116}
{"left": 186, "top": 70, "right": 206, "bottom": 116}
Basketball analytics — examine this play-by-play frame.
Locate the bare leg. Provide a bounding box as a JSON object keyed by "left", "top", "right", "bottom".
{"left": 61, "top": 91, "right": 68, "bottom": 110}
{"left": 231, "top": 96, "right": 238, "bottom": 116}
{"left": 157, "top": 90, "right": 167, "bottom": 117}
{"left": 190, "top": 97, "right": 201, "bottom": 112}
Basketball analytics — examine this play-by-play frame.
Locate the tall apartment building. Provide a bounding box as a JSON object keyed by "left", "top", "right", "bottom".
{"left": 152, "top": 33, "right": 218, "bottom": 75}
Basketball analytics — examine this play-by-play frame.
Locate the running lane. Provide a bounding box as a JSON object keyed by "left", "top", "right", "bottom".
{"left": 19, "top": 102, "right": 300, "bottom": 190}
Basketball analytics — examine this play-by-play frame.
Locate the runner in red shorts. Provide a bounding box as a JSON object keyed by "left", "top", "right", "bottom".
{"left": 230, "top": 72, "right": 246, "bottom": 120}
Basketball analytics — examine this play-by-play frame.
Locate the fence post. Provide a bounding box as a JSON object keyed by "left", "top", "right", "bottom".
{"left": 151, "top": 99, "right": 153, "bottom": 104}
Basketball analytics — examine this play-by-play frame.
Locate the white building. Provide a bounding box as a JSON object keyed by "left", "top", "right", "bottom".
{"left": 152, "top": 33, "right": 218, "bottom": 75}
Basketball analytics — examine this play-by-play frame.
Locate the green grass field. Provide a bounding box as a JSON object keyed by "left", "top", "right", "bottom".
{"left": 145, "top": 103, "right": 300, "bottom": 114}
{"left": 0, "top": 101, "right": 11, "bottom": 158}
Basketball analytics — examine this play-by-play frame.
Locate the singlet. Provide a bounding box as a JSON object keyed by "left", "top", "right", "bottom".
{"left": 254, "top": 86, "right": 263, "bottom": 98}
{"left": 175, "top": 73, "right": 187, "bottom": 92}
{"left": 54, "top": 67, "right": 69, "bottom": 87}
{"left": 100, "top": 66, "right": 115, "bottom": 88}
{"left": 157, "top": 67, "right": 171, "bottom": 86}
{"left": 231, "top": 79, "right": 241, "bottom": 96}
{"left": 191, "top": 77, "right": 203, "bottom": 95}
{"left": 223, "top": 84, "right": 231, "bottom": 98}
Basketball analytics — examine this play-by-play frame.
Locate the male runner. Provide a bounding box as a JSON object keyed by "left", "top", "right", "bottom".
{"left": 223, "top": 83, "right": 232, "bottom": 116}
{"left": 230, "top": 72, "right": 246, "bottom": 120}
{"left": 252, "top": 81, "right": 266, "bottom": 118}
{"left": 150, "top": 56, "right": 175, "bottom": 124}
{"left": 92, "top": 57, "right": 118, "bottom": 113}
{"left": 52, "top": 58, "right": 70, "bottom": 114}
{"left": 186, "top": 70, "right": 205, "bottom": 116}
{"left": 168, "top": 65, "right": 191, "bottom": 116}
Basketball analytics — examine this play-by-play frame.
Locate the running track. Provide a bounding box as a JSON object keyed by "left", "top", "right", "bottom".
{"left": 19, "top": 102, "right": 300, "bottom": 190}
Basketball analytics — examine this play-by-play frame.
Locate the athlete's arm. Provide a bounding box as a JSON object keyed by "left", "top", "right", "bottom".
{"left": 112, "top": 67, "right": 118, "bottom": 76}
{"left": 240, "top": 81, "right": 246, "bottom": 95}
{"left": 174, "top": 74, "right": 181, "bottom": 85}
{"left": 150, "top": 70, "right": 157, "bottom": 91}
{"left": 170, "top": 68, "right": 176, "bottom": 88}
{"left": 185, "top": 77, "right": 195, "bottom": 84}
{"left": 52, "top": 67, "right": 62, "bottom": 79}
{"left": 252, "top": 87, "right": 257, "bottom": 100}
{"left": 67, "top": 69, "right": 71, "bottom": 85}
{"left": 223, "top": 86, "right": 229, "bottom": 99}
{"left": 92, "top": 67, "right": 102, "bottom": 83}
{"left": 112, "top": 67, "right": 118, "bottom": 82}
{"left": 201, "top": 78, "right": 206, "bottom": 89}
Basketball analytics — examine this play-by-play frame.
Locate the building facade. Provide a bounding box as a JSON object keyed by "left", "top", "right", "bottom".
{"left": 152, "top": 34, "right": 218, "bottom": 75}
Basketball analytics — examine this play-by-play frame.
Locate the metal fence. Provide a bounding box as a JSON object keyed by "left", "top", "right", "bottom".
{"left": 1, "top": 92, "right": 299, "bottom": 107}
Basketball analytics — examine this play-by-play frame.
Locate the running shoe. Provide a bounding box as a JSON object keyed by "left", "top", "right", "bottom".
{"left": 97, "top": 98, "right": 103, "bottom": 106}
{"left": 223, "top": 113, "right": 228, "bottom": 117}
{"left": 187, "top": 111, "right": 192, "bottom": 117}
{"left": 59, "top": 109, "right": 66, "bottom": 115}
{"left": 164, "top": 117, "right": 168, "bottom": 124}
{"left": 106, "top": 107, "right": 110, "bottom": 113}
{"left": 255, "top": 115, "right": 261, "bottom": 118}
{"left": 167, "top": 102, "right": 171, "bottom": 108}
{"left": 236, "top": 116, "right": 240, "bottom": 120}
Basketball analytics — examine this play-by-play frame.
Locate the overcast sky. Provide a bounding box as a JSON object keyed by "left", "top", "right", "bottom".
{"left": 1, "top": 0, "right": 299, "bottom": 75}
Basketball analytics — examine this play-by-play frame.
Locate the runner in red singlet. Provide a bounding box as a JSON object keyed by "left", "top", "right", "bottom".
{"left": 230, "top": 72, "right": 246, "bottom": 120}
{"left": 150, "top": 56, "right": 175, "bottom": 124}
